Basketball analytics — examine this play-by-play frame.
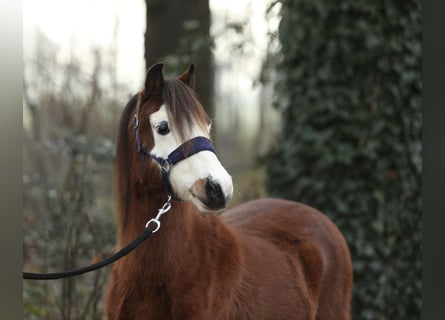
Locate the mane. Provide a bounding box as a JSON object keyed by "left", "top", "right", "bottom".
{"left": 114, "top": 94, "right": 138, "bottom": 232}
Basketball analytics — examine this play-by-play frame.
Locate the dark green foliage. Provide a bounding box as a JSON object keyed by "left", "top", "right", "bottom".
{"left": 265, "top": 0, "right": 421, "bottom": 318}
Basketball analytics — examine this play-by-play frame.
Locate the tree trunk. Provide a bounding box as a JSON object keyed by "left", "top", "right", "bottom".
{"left": 144, "top": 0, "right": 214, "bottom": 118}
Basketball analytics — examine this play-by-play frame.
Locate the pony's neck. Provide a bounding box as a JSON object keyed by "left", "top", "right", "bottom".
{"left": 115, "top": 155, "right": 166, "bottom": 240}
{"left": 117, "top": 176, "right": 206, "bottom": 275}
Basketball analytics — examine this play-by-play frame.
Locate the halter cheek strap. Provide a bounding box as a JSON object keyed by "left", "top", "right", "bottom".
{"left": 132, "top": 114, "right": 217, "bottom": 196}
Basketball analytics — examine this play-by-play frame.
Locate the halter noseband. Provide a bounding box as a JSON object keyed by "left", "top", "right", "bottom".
{"left": 132, "top": 114, "right": 216, "bottom": 196}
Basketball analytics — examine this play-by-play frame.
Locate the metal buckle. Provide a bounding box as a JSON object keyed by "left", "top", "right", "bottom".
{"left": 145, "top": 195, "right": 172, "bottom": 233}
{"left": 161, "top": 161, "right": 171, "bottom": 173}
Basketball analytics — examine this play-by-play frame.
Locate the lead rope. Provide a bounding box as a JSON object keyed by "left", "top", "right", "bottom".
{"left": 23, "top": 196, "right": 172, "bottom": 280}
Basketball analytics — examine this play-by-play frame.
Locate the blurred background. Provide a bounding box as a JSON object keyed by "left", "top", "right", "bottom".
{"left": 23, "top": 0, "right": 421, "bottom": 319}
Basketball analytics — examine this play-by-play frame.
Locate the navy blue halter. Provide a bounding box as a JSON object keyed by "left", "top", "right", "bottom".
{"left": 132, "top": 114, "right": 216, "bottom": 196}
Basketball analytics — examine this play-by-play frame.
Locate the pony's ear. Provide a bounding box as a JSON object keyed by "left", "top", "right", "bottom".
{"left": 143, "top": 63, "right": 164, "bottom": 99}
{"left": 178, "top": 64, "right": 195, "bottom": 90}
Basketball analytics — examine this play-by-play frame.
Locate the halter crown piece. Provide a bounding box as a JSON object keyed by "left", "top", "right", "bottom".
{"left": 132, "top": 114, "right": 217, "bottom": 196}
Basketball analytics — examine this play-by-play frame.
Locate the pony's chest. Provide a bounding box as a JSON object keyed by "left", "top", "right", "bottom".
{"left": 118, "top": 281, "right": 213, "bottom": 320}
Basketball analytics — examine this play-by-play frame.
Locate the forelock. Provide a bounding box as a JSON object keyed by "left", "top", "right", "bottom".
{"left": 161, "top": 78, "right": 210, "bottom": 141}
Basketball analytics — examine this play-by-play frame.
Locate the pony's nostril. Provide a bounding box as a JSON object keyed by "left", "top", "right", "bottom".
{"left": 205, "top": 179, "right": 218, "bottom": 196}
{"left": 204, "top": 178, "right": 226, "bottom": 210}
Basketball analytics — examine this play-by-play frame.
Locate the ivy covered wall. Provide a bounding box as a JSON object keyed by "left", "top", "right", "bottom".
{"left": 265, "top": 1, "right": 421, "bottom": 318}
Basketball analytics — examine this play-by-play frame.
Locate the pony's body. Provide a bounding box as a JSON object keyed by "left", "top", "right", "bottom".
{"left": 105, "top": 64, "right": 352, "bottom": 320}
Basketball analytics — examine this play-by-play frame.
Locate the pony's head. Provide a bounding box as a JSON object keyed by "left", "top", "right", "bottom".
{"left": 130, "top": 63, "right": 233, "bottom": 212}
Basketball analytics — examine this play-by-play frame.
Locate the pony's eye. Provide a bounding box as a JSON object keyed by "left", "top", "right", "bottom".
{"left": 156, "top": 121, "right": 170, "bottom": 135}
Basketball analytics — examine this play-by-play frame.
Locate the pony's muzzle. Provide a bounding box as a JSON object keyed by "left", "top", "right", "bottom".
{"left": 191, "top": 176, "right": 232, "bottom": 211}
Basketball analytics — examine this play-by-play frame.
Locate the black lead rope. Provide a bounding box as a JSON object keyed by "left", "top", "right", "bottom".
{"left": 23, "top": 226, "right": 155, "bottom": 280}
{"left": 23, "top": 196, "right": 173, "bottom": 280}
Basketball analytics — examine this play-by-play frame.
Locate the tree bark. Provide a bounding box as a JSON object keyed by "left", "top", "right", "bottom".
{"left": 144, "top": 0, "right": 214, "bottom": 118}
